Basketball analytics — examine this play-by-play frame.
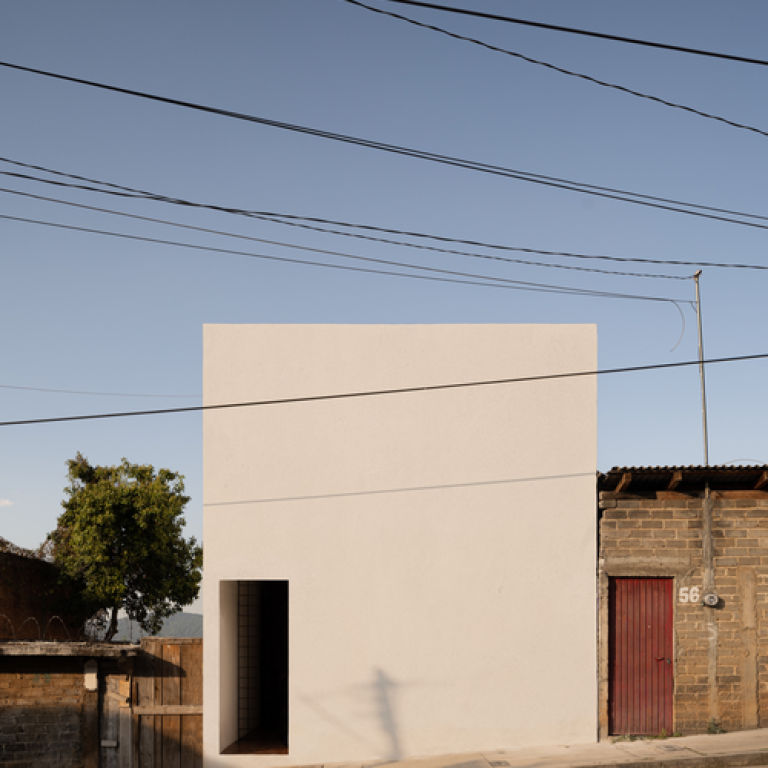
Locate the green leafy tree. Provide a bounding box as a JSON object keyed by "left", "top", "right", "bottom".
{"left": 49, "top": 453, "right": 202, "bottom": 642}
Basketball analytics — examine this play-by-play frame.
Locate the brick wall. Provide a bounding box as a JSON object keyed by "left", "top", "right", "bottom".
{"left": 0, "top": 656, "right": 97, "bottom": 768}
{"left": 0, "top": 553, "right": 88, "bottom": 641}
{"left": 599, "top": 492, "right": 768, "bottom": 736}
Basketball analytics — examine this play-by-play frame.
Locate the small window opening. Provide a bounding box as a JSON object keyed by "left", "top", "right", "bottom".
{"left": 223, "top": 580, "right": 288, "bottom": 754}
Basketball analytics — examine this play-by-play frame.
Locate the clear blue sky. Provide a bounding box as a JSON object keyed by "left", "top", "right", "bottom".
{"left": 2, "top": 1, "right": 768, "bottom": 571}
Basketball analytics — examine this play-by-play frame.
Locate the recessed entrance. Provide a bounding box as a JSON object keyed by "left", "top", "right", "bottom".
{"left": 222, "top": 580, "right": 288, "bottom": 754}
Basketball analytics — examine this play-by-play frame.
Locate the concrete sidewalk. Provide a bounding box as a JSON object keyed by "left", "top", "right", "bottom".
{"left": 351, "top": 729, "right": 768, "bottom": 768}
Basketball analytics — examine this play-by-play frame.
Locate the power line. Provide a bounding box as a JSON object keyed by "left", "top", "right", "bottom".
{"left": 0, "top": 186, "right": 687, "bottom": 281}
{"left": 2, "top": 351, "right": 767, "bottom": 427}
{"left": 373, "top": 0, "right": 768, "bottom": 67}
{"left": 242, "top": 212, "right": 724, "bottom": 275}
{"left": 347, "top": 0, "right": 768, "bottom": 141}
{"left": 0, "top": 383, "right": 198, "bottom": 398}
{"left": 5, "top": 153, "right": 767, "bottom": 227}
{"left": 1, "top": 213, "right": 682, "bottom": 302}
{"left": 256, "top": 212, "right": 768, "bottom": 271}
{"left": 3, "top": 157, "right": 768, "bottom": 271}
{"left": 1, "top": 66, "right": 767, "bottom": 229}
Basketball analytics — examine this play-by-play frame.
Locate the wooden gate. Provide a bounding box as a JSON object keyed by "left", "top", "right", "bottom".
{"left": 101, "top": 668, "right": 134, "bottom": 768}
{"left": 132, "top": 638, "right": 203, "bottom": 768}
{"left": 609, "top": 578, "right": 673, "bottom": 735}
{"left": 88, "top": 637, "right": 200, "bottom": 768}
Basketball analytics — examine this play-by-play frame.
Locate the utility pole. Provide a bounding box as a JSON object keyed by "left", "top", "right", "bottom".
{"left": 694, "top": 269, "right": 718, "bottom": 725}
{"left": 694, "top": 270, "right": 709, "bottom": 467}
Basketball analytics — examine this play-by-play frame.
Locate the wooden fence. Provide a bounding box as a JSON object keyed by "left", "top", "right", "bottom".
{"left": 100, "top": 638, "right": 202, "bottom": 768}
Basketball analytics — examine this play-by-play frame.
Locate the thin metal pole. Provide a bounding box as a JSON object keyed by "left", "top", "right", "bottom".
{"left": 694, "top": 270, "right": 710, "bottom": 467}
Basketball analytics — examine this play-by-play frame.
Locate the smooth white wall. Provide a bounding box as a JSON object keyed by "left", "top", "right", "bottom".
{"left": 203, "top": 325, "right": 597, "bottom": 767}
{"left": 219, "top": 580, "right": 239, "bottom": 753}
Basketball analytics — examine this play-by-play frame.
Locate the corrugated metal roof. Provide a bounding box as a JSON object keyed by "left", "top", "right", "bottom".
{"left": 607, "top": 465, "right": 766, "bottom": 471}
{"left": 598, "top": 465, "right": 768, "bottom": 493}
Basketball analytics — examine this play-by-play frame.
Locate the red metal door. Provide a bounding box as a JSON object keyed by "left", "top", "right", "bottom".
{"left": 609, "top": 578, "right": 673, "bottom": 735}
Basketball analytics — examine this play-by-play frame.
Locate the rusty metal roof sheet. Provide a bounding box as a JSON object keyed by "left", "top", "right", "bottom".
{"left": 598, "top": 465, "right": 768, "bottom": 493}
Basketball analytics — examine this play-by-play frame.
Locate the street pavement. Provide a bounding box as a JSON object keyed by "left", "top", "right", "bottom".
{"left": 333, "top": 729, "right": 768, "bottom": 768}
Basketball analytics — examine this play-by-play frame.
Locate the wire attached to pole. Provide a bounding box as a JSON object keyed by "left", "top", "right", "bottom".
{"left": 694, "top": 270, "right": 710, "bottom": 471}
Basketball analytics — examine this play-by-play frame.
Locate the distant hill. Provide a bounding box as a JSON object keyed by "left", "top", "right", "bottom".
{"left": 112, "top": 612, "right": 202, "bottom": 642}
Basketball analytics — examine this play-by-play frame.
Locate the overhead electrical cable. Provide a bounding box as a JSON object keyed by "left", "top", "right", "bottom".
{"left": 0, "top": 187, "right": 686, "bottom": 280}
{"left": 5, "top": 154, "right": 768, "bottom": 227}
{"left": 238, "top": 213, "right": 753, "bottom": 273}
{"left": 2, "top": 351, "right": 767, "bottom": 427}
{"left": 1, "top": 213, "right": 683, "bottom": 302}
{"left": 347, "top": 0, "right": 768, "bottom": 140}
{"left": 1, "top": 67, "right": 767, "bottom": 228}
{"left": 10, "top": 165, "right": 768, "bottom": 236}
{"left": 3, "top": 158, "right": 768, "bottom": 272}
{"left": 372, "top": 0, "right": 768, "bottom": 67}
{"left": 0, "top": 383, "right": 198, "bottom": 398}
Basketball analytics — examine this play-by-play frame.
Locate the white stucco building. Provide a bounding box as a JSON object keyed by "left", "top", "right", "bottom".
{"left": 203, "top": 324, "right": 597, "bottom": 767}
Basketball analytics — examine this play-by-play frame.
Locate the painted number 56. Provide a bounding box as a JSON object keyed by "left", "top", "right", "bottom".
{"left": 679, "top": 587, "right": 700, "bottom": 603}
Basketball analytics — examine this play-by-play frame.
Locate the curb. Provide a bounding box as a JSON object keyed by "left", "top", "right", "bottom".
{"left": 574, "top": 749, "right": 768, "bottom": 768}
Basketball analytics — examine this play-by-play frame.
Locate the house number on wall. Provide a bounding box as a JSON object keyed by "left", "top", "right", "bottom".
{"left": 678, "top": 587, "right": 700, "bottom": 603}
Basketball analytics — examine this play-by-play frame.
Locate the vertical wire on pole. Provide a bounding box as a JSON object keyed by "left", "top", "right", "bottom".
{"left": 694, "top": 270, "right": 710, "bottom": 467}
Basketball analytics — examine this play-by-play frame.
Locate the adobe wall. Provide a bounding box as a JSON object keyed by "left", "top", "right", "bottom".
{"left": 599, "top": 491, "right": 768, "bottom": 737}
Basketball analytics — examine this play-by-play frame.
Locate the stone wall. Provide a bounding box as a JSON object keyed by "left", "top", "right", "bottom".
{"left": 0, "top": 656, "right": 98, "bottom": 768}
{"left": 599, "top": 490, "right": 768, "bottom": 736}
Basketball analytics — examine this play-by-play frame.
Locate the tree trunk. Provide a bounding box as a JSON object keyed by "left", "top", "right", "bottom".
{"left": 104, "top": 606, "right": 119, "bottom": 642}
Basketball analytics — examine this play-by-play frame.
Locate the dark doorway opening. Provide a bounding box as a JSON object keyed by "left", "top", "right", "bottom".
{"left": 223, "top": 580, "right": 289, "bottom": 754}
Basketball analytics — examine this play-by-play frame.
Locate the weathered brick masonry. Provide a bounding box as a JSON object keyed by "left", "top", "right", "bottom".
{"left": 598, "top": 465, "right": 768, "bottom": 738}
{"left": 0, "top": 639, "right": 201, "bottom": 768}
{"left": 0, "top": 656, "right": 96, "bottom": 768}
